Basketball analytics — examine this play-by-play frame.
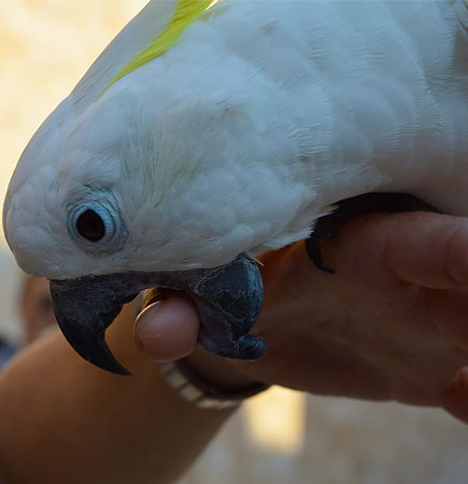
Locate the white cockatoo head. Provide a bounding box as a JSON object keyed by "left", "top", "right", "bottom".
{"left": 3, "top": 0, "right": 315, "bottom": 373}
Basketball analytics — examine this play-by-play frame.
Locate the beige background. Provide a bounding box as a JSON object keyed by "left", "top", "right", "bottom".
{"left": 1, "top": 2, "right": 468, "bottom": 483}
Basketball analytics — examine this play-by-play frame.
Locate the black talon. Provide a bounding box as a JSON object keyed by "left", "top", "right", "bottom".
{"left": 306, "top": 192, "right": 439, "bottom": 273}
{"left": 305, "top": 231, "right": 335, "bottom": 274}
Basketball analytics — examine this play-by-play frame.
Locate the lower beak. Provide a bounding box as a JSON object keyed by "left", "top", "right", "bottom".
{"left": 49, "top": 254, "right": 265, "bottom": 375}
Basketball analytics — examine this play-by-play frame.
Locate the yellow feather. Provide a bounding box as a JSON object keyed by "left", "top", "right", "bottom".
{"left": 100, "top": 0, "right": 219, "bottom": 96}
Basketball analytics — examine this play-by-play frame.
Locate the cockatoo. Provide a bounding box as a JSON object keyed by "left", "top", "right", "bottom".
{"left": 3, "top": 0, "right": 468, "bottom": 374}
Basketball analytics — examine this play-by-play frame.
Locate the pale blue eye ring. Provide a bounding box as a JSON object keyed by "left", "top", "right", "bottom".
{"left": 68, "top": 201, "right": 127, "bottom": 253}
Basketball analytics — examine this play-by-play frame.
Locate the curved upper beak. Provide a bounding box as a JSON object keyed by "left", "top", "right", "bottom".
{"left": 49, "top": 255, "right": 265, "bottom": 375}
{"left": 49, "top": 275, "right": 138, "bottom": 375}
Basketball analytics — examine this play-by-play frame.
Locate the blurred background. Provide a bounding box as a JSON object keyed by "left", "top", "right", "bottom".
{"left": 1, "top": 2, "right": 468, "bottom": 483}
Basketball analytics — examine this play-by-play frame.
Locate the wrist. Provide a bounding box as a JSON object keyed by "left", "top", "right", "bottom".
{"left": 183, "top": 346, "right": 263, "bottom": 391}
{"left": 158, "top": 346, "right": 270, "bottom": 409}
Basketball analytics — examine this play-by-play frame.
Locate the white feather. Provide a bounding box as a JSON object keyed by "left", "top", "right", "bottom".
{"left": 4, "top": 0, "right": 468, "bottom": 278}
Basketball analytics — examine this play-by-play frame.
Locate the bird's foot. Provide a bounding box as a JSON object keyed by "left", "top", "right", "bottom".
{"left": 306, "top": 192, "right": 438, "bottom": 273}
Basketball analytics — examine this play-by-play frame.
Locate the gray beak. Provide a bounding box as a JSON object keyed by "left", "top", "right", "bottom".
{"left": 50, "top": 255, "right": 266, "bottom": 375}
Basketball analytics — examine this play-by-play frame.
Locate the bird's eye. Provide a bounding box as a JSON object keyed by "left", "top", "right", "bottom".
{"left": 76, "top": 209, "right": 106, "bottom": 242}
{"left": 68, "top": 200, "right": 127, "bottom": 252}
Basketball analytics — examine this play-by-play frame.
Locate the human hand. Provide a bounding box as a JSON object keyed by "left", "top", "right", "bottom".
{"left": 134, "top": 212, "right": 468, "bottom": 423}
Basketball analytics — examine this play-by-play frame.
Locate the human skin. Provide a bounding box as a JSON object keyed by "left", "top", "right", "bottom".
{"left": 0, "top": 304, "right": 234, "bottom": 484}
{"left": 2, "top": 211, "right": 468, "bottom": 483}
{"left": 19, "top": 277, "right": 56, "bottom": 343}
{"left": 135, "top": 211, "right": 468, "bottom": 424}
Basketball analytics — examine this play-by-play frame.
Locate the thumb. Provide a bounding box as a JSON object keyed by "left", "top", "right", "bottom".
{"left": 133, "top": 290, "right": 200, "bottom": 363}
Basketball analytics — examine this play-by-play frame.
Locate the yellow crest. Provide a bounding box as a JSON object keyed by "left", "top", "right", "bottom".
{"left": 101, "top": 0, "right": 219, "bottom": 96}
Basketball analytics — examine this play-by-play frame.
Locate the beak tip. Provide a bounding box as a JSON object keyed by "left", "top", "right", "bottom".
{"left": 93, "top": 360, "right": 132, "bottom": 376}
{"left": 63, "top": 327, "right": 132, "bottom": 376}
{"left": 87, "top": 353, "right": 132, "bottom": 376}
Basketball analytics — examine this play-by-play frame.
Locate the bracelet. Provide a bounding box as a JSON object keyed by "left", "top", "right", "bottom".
{"left": 158, "top": 360, "right": 270, "bottom": 410}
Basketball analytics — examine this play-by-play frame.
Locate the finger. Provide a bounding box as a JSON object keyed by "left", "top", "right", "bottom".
{"left": 134, "top": 290, "right": 200, "bottom": 363}
{"left": 329, "top": 212, "right": 468, "bottom": 290}
{"left": 246, "top": 332, "right": 393, "bottom": 400}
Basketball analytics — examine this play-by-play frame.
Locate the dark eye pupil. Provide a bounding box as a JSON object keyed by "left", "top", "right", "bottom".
{"left": 76, "top": 210, "right": 105, "bottom": 242}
